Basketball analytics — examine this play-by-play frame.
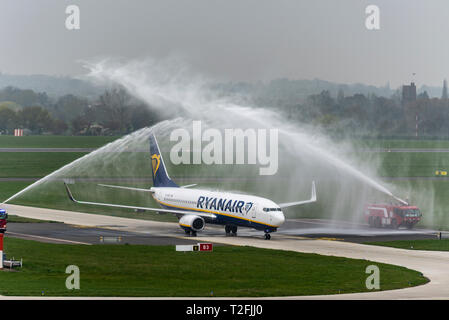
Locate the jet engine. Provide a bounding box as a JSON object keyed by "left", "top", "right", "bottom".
{"left": 179, "top": 215, "right": 205, "bottom": 232}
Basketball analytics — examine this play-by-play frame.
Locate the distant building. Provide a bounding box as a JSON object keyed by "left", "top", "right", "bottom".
{"left": 442, "top": 79, "right": 448, "bottom": 104}
{"left": 402, "top": 82, "right": 416, "bottom": 105}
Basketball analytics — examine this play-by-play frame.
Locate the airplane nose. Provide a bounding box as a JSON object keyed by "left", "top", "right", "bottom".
{"left": 276, "top": 212, "right": 285, "bottom": 226}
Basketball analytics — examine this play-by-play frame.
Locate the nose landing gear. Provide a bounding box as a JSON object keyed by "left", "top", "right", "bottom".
{"left": 264, "top": 233, "right": 271, "bottom": 240}
{"left": 184, "top": 229, "right": 197, "bottom": 237}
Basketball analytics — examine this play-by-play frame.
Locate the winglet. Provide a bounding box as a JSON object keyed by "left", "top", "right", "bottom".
{"left": 311, "top": 181, "right": 317, "bottom": 202}
{"left": 64, "top": 182, "right": 76, "bottom": 203}
{"left": 278, "top": 181, "right": 317, "bottom": 209}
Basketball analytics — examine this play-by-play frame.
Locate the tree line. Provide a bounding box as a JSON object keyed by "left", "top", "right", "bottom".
{"left": 1, "top": 85, "right": 449, "bottom": 138}
{"left": 272, "top": 89, "right": 449, "bottom": 138}
{"left": 0, "top": 86, "right": 161, "bottom": 135}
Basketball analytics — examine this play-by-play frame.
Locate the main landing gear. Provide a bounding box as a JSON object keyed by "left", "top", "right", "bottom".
{"left": 225, "top": 225, "right": 238, "bottom": 237}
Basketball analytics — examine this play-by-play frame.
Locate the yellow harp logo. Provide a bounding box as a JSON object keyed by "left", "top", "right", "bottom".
{"left": 151, "top": 154, "right": 161, "bottom": 176}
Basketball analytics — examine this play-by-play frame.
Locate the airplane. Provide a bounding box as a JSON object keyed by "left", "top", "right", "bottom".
{"left": 64, "top": 133, "right": 316, "bottom": 240}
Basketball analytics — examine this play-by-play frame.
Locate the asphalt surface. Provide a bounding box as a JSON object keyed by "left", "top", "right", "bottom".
{"left": 279, "top": 218, "right": 439, "bottom": 243}
{"left": 3, "top": 212, "right": 439, "bottom": 245}
{"left": 5, "top": 222, "right": 201, "bottom": 246}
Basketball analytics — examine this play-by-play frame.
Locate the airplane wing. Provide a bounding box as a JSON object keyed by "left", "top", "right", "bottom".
{"left": 64, "top": 183, "right": 216, "bottom": 219}
{"left": 98, "top": 183, "right": 197, "bottom": 191}
{"left": 279, "top": 181, "right": 317, "bottom": 208}
{"left": 98, "top": 184, "right": 154, "bottom": 193}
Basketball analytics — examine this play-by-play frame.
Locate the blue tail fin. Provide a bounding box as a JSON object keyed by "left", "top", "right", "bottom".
{"left": 149, "top": 133, "right": 178, "bottom": 188}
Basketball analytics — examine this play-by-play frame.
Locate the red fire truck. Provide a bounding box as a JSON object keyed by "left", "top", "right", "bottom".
{"left": 364, "top": 203, "right": 422, "bottom": 229}
{"left": 0, "top": 209, "right": 7, "bottom": 233}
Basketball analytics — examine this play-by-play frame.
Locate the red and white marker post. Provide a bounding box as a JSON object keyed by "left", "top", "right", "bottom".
{"left": 0, "top": 233, "right": 3, "bottom": 270}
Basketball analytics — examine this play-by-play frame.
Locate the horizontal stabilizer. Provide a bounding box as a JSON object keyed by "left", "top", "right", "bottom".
{"left": 180, "top": 184, "right": 197, "bottom": 188}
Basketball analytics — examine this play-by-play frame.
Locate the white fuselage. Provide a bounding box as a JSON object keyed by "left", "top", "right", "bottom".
{"left": 151, "top": 187, "right": 285, "bottom": 231}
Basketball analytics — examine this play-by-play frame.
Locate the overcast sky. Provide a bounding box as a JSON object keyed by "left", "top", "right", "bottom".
{"left": 0, "top": 0, "right": 448, "bottom": 87}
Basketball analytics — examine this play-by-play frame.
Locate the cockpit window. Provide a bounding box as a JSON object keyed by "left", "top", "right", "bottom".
{"left": 263, "top": 208, "right": 282, "bottom": 212}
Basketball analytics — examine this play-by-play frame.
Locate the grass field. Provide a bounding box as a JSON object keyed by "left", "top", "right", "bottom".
{"left": 0, "top": 237, "right": 428, "bottom": 297}
{"left": 375, "top": 152, "right": 449, "bottom": 177}
{"left": 2, "top": 152, "right": 449, "bottom": 227}
{"left": 0, "top": 181, "right": 179, "bottom": 222}
{"left": 2, "top": 138, "right": 449, "bottom": 180}
{"left": 388, "top": 179, "right": 449, "bottom": 230}
{"left": 1, "top": 135, "right": 448, "bottom": 150}
{"left": 366, "top": 239, "right": 449, "bottom": 252}
{"left": 1, "top": 136, "right": 449, "bottom": 228}
{"left": 0, "top": 181, "right": 29, "bottom": 201}
{"left": 0, "top": 135, "right": 120, "bottom": 148}
{"left": 353, "top": 138, "right": 449, "bottom": 149}
{"left": 353, "top": 138, "right": 449, "bottom": 177}
{"left": 0, "top": 152, "right": 87, "bottom": 178}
